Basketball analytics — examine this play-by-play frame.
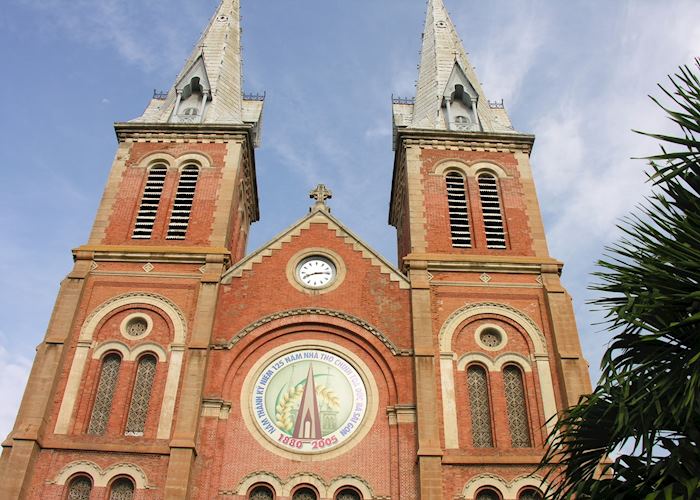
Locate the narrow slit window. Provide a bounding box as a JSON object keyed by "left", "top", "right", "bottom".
{"left": 67, "top": 475, "right": 92, "bottom": 500}
{"left": 167, "top": 165, "right": 200, "bottom": 240}
{"left": 109, "top": 477, "right": 134, "bottom": 500}
{"left": 132, "top": 165, "right": 167, "bottom": 239}
{"left": 467, "top": 365, "right": 494, "bottom": 447}
{"left": 446, "top": 172, "right": 471, "bottom": 247}
{"left": 478, "top": 172, "right": 506, "bottom": 249}
{"left": 87, "top": 353, "right": 121, "bottom": 435}
{"left": 125, "top": 355, "right": 157, "bottom": 436}
{"left": 504, "top": 365, "right": 532, "bottom": 447}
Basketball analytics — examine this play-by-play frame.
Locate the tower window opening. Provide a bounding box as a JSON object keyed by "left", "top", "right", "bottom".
{"left": 478, "top": 172, "right": 506, "bottom": 249}
{"left": 67, "top": 475, "right": 92, "bottom": 500}
{"left": 132, "top": 165, "right": 167, "bottom": 239}
{"left": 445, "top": 172, "right": 471, "bottom": 247}
{"left": 467, "top": 365, "right": 494, "bottom": 447}
{"left": 87, "top": 353, "right": 121, "bottom": 435}
{"left": 504, "top": 365, "right": 532, "bottom": 447}
{"left": 167, "top": 165, "right": 200, "bottom": 240}
{"left": 125, "top": 354, "right": 157, "bottom": 436}
{"left": 109, "top": 477, "right": 134, "bottom": 500}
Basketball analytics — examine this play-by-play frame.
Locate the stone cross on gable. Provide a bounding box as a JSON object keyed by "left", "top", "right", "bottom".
{"left": 309, "top": 184, "right": 332, "bottom": 213}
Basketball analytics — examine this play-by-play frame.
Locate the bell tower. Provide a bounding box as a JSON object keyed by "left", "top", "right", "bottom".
{"left": 391, "top": 0, "right": 592, "bottom": 498}
{"left": 0, "top": 0, "right": 263, "bottom": 498}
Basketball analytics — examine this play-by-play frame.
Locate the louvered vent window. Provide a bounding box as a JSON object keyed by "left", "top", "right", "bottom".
{"left": 67, "top": 476, "right": 92, "bottom": 500}
{"left": 133, "top": 165, "right": 167, "bottom": 239}
{"left": 125, "top": 355, "right": 157, "bottom": 436}
{"left": 109, "top": 477, "right": 134, "bottom": 500}
{"left": 467, "top": 365, "right": 494, "bottom": 447}
{"left": 446, "top": 172, "right": 471, "bottom": 247}
{"left": 478, "top": 173, "right": 506, "bottom": 249}
{"left": 167, "top": 165, "right": 200, "bottom": 240}
{"left": 87, "top": 353, "right": 121, "bottom": 435}
{"left": 504, "top": 365, "right": 532, "bottom": 447}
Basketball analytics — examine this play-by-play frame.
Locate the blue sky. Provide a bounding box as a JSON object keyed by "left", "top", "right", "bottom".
{"left": 0, "top": 0, "right": 698, "bottom": 439}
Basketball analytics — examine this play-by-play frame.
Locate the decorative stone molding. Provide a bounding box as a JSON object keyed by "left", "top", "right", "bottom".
{"left": 231, "top": 471, "right": 375, "bottom": 499}
{"left": 92, "top": 341, "right": 168, "bottom": 362}
{"left": 51, "top": 460, "right": 150, "bottom": 489}
{"left": 461, "top": 472, "right": 546, "bottom": 499}
{"left": 215, "top": 307, "right": 412, "bottom": 356}
{"left": 79, "top": 292, "right": 187, "bottom": 344}
{"left": 201, "top": 398, "right": 232, "bottom": 420}
{"left": 438, "top": 302, "right": 546, "bottom": 355}
{"left": 432, "top": 159, "right": 509, "bottom": 179}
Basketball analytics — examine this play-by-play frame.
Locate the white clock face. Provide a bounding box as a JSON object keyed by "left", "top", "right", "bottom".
{"left": 297, "top": 257, "right": 336, "bottom": 288}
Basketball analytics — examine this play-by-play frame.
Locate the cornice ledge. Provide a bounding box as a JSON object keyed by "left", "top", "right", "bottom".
{"left": 404, "top": 253, "right": 563, "bottom": 273}
{"left": 74, "top": 245, "right": 231, "bottom": 265}
{"left": 396, "top": 128, "right": 535, "bottom": 151}
{"left": 114, "top": 122, "right": 255, "bottom": 142}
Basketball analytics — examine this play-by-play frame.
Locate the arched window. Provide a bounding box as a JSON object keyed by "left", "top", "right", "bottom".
{"left": 87, "top": 353, "right": 121, "bottom": 435}
{"left": 125, "top": 354, "right": 158, "bottom": 436}
{"left": 477, "top": 172, "right": 506, "bottom": 249}
{"left": 133, "top": 165, "right": 167, "bottom": 239}
{"left": 475, "top": 487, "right": 502, "bottom": 500}
{"left": 518, "top": 488, "right": 544, "bottom": 500}
{"left": 335, "top": 487, "right": 362, "bottom": 500}
{"left": 249, "top": 484, "right": 275, "bottom": 500}
{"left": 292, "top": 486, "right": 318, "bottom": 500}
{"left": 446, "top": 172, "right": 471, "bottom": 247}
{"left": 503, "top": 365, "right": 532, "bottom": 447}
{"left": 109, "top": 477, "right": 134, "bottom": 500}
{"left": 167, "top": 165, "right": 200, "bottom": 239}
{"left": 66, "top": 475, "right": 92, "bottom": 500}
{"left": 467, "top": 365, "right": 494, "bottom": 447}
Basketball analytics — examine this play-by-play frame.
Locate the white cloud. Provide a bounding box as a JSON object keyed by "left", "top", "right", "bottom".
{"left": 0, "top": 341, "right": 32, "bottom": 441}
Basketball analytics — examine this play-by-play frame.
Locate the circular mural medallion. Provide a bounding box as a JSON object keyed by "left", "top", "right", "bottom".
{"left": 251, "top": 349, "right": 368, "bottom": 454}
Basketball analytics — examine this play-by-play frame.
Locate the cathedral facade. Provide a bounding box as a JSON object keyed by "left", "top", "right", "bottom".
{"left": 0, "top": 0, "right": 592, "bottom": 499}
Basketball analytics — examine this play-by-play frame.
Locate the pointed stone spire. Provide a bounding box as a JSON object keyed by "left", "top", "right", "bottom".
{"left": 395, "top": 0, "right": 513, "bottom": 134}
{"left": 132, "top": 0, "right": 263, "bottom": 133}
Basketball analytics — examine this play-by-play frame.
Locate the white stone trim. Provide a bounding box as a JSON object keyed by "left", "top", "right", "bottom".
{"left": 456, "top": 352, "right": 497, "bottom": 372}
{"left": 52, "top": 460, "right": 150, "bottom": 489}
{"left": 494, "top": 353, "right": 532, "bottom": 373}
{"left": 157, "top": 345, "right": 185, "bottom": 439}
{"left": 92, "top": 341, "right": 130, "bottom": 361}
{"left": 174, "top": 152, "right": 213, "bottom": 170}
{"left": 440, "top": 354, "right": 460, "bottom": 449}
{"left": 283, "top": 474, "right": 327, "bottom": 497}
{"left": 235, "top": 472, "right": 283, "bottom": 496}
{"left": 54, "top": 341, "right": 91, "bottom": 434}
{"left": 432, "top": 159, "right": 509, "bottom": 179}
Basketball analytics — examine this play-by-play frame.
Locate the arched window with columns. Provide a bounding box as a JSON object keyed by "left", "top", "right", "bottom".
{"left": 292, "top": 486, "right": 318, "bottom": 500}
{"left": 125, "top": 353, "right": 158, "bottom": 436}
{"left": 335, "top": 487, "right": 362, "bottom": 500}
{"left": 475, "top": 487, "right": 502, "bottom": 500}
{"left": 87, "top": 353, "right": 122, "bottom": 435}
{"left": 518, "top": 487, "right": 544, "bottom": 500}
{"left": 466, "top": 364, "right": 494, "bottom": 447}
{"left": 66, "top": 475, "right": 92, "bottom": 500}
{"left": 503, "top": 364, "right": 532, "bottom": 447}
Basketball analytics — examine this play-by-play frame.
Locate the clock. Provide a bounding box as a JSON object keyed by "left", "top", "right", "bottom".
{"left": 296, "top": 256, "right": 336, "bottom": 288}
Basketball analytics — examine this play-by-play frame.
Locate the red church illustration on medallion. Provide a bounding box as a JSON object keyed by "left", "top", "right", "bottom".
{"left": 292, "top": 365, "right": 322, "bottom": 440}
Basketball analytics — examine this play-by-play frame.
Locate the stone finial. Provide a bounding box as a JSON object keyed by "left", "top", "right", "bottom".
{"left": 309, "top": 184, "right": 332, "bottom": 213}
